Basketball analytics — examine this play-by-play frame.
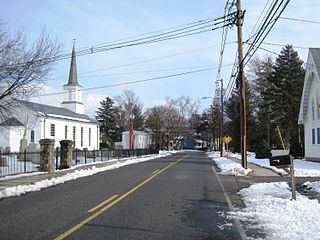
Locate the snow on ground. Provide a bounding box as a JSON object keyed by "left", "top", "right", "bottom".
{"left": 303, "top": 181, "right": 320, "bottom": 194}
{"left": 0, "top": 151, "right": 173, "bottom": 199}
{"left": 229, "top": 181, "right": 320, "bottom": 240}
{"left": 206, "top": 152, "right": 252, "bottom": 176}
{"left": 247, "top": 154, "right": 320, "bottom": 177}
{"left": 220, "top": 151, "right": 320, "bottom": 177}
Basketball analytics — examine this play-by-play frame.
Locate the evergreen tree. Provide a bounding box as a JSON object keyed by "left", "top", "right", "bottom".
{"left": 225, "top": 81, "right": 257, "bottom": 153}
{"left": 96, "top": 97, "right": 121, "bottom": 148}
{"left": 261, "top": 45, "right": 305, "bottom": 156}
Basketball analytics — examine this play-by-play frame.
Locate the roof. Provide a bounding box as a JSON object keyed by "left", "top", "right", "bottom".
{"left": 0, "top": 117, "right": 24, "bottom": 126}
{"left": 17, "top": 100, "right": 97, "bottom": 124}
{"left": 298, "top": 48, "right": 320, "bottom": 124}
{"left": 64, "top": 43, "right": 81, "bottom": 87}
{"left": 310, "top": 48, "right": 320, "bottom": 77}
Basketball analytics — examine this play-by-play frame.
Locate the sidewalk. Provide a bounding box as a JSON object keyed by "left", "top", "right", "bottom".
{"left": 0, "top": 158, "right": 126, "bottom": 191}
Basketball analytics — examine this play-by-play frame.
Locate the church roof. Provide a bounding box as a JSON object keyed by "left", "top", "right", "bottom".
{"left": 310, "top": 48, "right": 320, "bottom": 77}
{"left": 64, "top": 43, "right": 81, "bottom": 87}
{"left": 298, "top": 48, "right": 320, "bottom": 124}
{"left": 0, "top": 117, "right": 24, "bottom": 126}
{"left": 17, "top": 100, "right": 97, "bottom": 123}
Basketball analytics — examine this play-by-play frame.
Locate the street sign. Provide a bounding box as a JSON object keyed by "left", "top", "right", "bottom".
{"left": 223, "top": 134, "right": 232, "bottom": 144}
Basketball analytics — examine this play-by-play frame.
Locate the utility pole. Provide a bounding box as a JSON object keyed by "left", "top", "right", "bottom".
{"left": 236, "top": 0, "right": 247, "bottom": 169}
{"left": 220, "top": 79, "right": 224, "bottom": 157}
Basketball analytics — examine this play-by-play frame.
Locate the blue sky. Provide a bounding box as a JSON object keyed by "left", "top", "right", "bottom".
{"left": 1, "top": 0, "right": 319, "bottom": 117}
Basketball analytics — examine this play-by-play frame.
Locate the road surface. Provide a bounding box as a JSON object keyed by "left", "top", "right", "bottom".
{"left": 0, "top": 151, "right": 247, "bottom": 239}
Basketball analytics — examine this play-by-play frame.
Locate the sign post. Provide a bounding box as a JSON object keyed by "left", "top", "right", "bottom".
{"left": 223, "top": 134, "right": 232, "bottom": 159}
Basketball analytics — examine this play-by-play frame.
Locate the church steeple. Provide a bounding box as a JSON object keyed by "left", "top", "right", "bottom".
{"left": 61, "top": 42, "right": 84, "bottom": 114}
{"left": 65, "top": 41, "right": 81, "bottom": 87}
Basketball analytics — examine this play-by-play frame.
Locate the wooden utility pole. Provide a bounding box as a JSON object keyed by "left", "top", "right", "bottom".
{"left": 220, "top": 79, "right": 224, "bottom": 157}
{"left": 236, "top": 0, "right": 247, "bottom": 168}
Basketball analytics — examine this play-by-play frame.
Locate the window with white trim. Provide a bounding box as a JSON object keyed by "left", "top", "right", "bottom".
{"left": 73, "top": 126, "right": 76, "bottom": 145}
{"left": 312, "top": 128, "right": 315, "bottom": 144}
{"left": 65, "top": 125, "right": 68, "bottom": 139}
{"left": 81, "top": 127, "right": 84, "bottom": 147}
{"left": 30, "top": 130, "right": 35, "bottom": 143}
{"left": 50, "top": 124, "right": 55, "bottom": 137}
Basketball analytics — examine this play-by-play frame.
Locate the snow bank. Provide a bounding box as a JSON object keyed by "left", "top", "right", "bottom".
{"left": 230, "top": 182, "right": 320, "bottom": 240}
{"left": 207, "top": 152, "right": 252, "bottom": 176}
{"left": 0, "top": 152, "right": 171, "bottom": 199}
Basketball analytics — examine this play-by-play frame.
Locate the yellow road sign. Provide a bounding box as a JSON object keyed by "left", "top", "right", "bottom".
{"left": 223, "top": 134, "right": 232, "bottom": 144}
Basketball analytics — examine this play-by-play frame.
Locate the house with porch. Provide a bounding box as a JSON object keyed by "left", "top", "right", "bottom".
{"left": 298, "top": 48, "right": 320, "bottom": 161}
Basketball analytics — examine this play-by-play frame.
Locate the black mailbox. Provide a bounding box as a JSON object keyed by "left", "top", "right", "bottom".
{"left": 269, "top": 155, "right": 291, "bottom": 167}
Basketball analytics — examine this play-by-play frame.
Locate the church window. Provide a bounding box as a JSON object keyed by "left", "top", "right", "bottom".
{"left": 89, "top": 128, "right": 91, "bottom": 147}
{"left": 81, "top": 127, "right": 84, "bottom": 147}
{"left": 65, "top": 125, "right": 68, "bottom": 139}
{"left": 73, "top": 126, "right": 76, "bottom": 145}
{"left": 30, "top": 130, "right": 35, "bottom": 143}
{"left": 312, "top": 128, "right": 315, "bottom": 144}
{"left": 50, "top": 124, "right": 55, "bottom": 137}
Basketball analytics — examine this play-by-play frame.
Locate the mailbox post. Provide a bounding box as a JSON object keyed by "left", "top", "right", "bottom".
{"left": 269, "top": 150, "right": 296, "bottom": 200}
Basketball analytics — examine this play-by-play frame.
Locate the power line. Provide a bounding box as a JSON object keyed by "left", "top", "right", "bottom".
{"left": 279, "top": 16, "right": 320, "bottom": 25}
{"left": 1, "top": 14, "right": 235, "bottom": 70}
{"left": 51, "top": 42, "right": 237, "bottom": 79}
{"left": 40, "top": 66, "right": 223, "bottom": 97}
{"left": 223, "top": 0, "right": 291, "bottom": 101}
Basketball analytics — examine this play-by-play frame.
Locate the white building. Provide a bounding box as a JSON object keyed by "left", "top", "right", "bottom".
{"left": 0, "top": 44, "right": 99, "bottom": 152}
{"left": 122, "top": 130, "right": 152, "bottom": 150}
{"left": 298, "top": 48, "right": 320, "bottom": 161}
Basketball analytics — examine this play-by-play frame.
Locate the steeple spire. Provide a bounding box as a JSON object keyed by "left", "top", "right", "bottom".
{"left": 65, "top": 40, "right": 80, "bottom": 87}
{"left": 61, "top": 41, "right": 84, "bottom": 114}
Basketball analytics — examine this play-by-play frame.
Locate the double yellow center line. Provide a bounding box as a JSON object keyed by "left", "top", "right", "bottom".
{"left": 55, "top": 154, "right": 189, "bottom": 240}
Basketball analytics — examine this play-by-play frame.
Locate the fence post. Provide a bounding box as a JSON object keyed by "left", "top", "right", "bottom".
{"left": 39, "top": 139, "right": 55, "bottom": 173}
{"left": 56, "top": 147, "right": 59, "bottom": 170}
{"left": 75, "top": 148, "right": 78, "bottom": 165}
{"left": 24, "top": 149, "right": 27, "bottom": 173}
{"left": 59, "top": 140, "right": 73, "bottom": 169}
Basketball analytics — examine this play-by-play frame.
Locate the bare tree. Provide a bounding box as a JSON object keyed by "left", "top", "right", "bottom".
{"left": 114, "top": 90, "right": 144, "bottom": 130}
{"left": 0, "top": 23, "right": 61, "bottom": 119}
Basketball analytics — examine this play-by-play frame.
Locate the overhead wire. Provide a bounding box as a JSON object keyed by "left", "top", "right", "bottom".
{"left": 1, "top": 13, "right": 235, "bottom": 70}
{"left": 40, "top": 65, "right": 229, "bottom": 97}
{"left": 223, "top": 0, "right": 291, "bottom": 101}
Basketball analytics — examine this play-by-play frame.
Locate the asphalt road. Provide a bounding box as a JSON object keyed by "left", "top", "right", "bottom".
{"left": 0, "top": 151, "right": 249, "bottom": 240}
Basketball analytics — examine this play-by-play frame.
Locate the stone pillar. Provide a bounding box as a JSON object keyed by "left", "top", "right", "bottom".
{"left": 59, "top": 140, "right": 73, "bottom": 169}
{"left": 39, "top": 139, "right": 55, "bottom": 173}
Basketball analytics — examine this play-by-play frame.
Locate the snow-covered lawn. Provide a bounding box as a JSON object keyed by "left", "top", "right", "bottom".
{"left": 0, "top": 151, "right": 174, "bottom": 199}
{"left": 248, "top": 154, "right": 320, "bottom": 177}
{"left": 230, "top": 182, "right": 320, "bottom": 240}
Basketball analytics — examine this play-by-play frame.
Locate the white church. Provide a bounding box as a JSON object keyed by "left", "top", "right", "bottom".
{"left": 0, "top": 45, "right": 100, "bottom": 152}
{"left": 298, "top": 48, "right": 320, "bottom": 161}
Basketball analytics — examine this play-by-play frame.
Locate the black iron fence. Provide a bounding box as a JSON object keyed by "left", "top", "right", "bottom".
{"left": 0, "top": 148, "right": 159, "bottom": 178}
